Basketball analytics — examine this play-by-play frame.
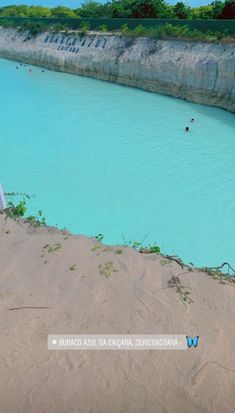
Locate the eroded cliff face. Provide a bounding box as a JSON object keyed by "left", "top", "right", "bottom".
{"left": 0, "top": 27, "right": 234, "bottom": 112}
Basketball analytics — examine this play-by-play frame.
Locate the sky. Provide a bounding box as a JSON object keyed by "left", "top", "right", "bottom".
{"left": 0, "top": 0, "right": 213, "bottom": 8}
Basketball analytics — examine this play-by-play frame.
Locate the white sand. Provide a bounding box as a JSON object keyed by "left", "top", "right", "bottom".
{"left": 0, "top": 214, "right": 235, "bottom": 412}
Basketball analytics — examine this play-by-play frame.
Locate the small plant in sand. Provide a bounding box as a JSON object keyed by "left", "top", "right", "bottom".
{"left": 91, "top": 244, "right": 101, "bottom": 252}
{"left": 26, "top": 210, "right": 46, "bottom": 227}
{"left": 122, "top": 237, "right": 161, "bottom": 254}
{"left": 4, "top": 192, "right": 46, "bottom": 227}
{"left": 146, "top": 243, "right": 161, "bottom": 253}
{"left": 91, "top": 234, "right": 104, "bottom": 252}
{"left": 160, "top": 258, "right": 169, "bottom": 266}
{"left": 167, "top": 275, "right": 193, "bottom": 304}
{"left": 5, "top": 198, "right": 27, "bottom": 218}
{"left": 114, "top": 249, "right": 123, "bottom": 254}
{"left": 129, "top": 240, "right": 142, "bottom": 249}
{"left": 46, "top": 243, "right": 62, "bottom": 253}
{"left": 95, "top": 233, "right": 104, "bottom": 242}
{"left": 202, "top": 266, "right": 235, "bottom": 283}
{"left": 4, "top": 192, "right": 30, "bottom": 218}
{"left": 99, "top": 261, "right": 118, "bottom": 278}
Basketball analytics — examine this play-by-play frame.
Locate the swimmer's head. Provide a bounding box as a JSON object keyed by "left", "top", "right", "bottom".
{"left": 185, "top": 127, "right": 189, "bottom": 132}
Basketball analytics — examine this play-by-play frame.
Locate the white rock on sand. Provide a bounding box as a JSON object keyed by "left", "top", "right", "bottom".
{"left": 0, "top": 213, "right": 235, "bottom": 413}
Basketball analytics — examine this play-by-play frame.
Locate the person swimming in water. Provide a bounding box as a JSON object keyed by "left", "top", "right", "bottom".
{"left": 185, "top": 127, "right": 189, "bottom": 132}
{"left": 190, "top": 118, "right": 195, "bottom": 123}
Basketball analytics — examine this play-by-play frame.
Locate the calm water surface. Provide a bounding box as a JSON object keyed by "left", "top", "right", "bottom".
{"left": 1, "top": 58, "right": 235, "bottom": 267}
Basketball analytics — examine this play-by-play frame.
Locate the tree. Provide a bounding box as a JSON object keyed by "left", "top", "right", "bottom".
{"left": 50, "top": 7, "right": 77, "bottom": 18}
{"left": 110, "top": 0, "right": 134, "bottom": 18}
{"left": 217, "top": 0, "right": 235, "bottom": 18}
{"left": 131, "top": 0, "right": 169, "bottom": 18}
{"left": 79, "top": 1, "right": 111, "bottom": 18}
{"left": 109, "top": 0, "right": 169, "bottom": 18}
{"left": 159, "top": 4, "right": 176, "bottom": 18}
{"left": 0, "top": 5, "right": 29, "bottom": 17}
{"left": 210, "top": 1, "right": 224, "bottom": 18}
{"left": 190, "top": 5, "right": 213, "bottom": 19}
{"left": 27, "top": 6, "right": 51, "bottom": 18}
{"left": 174, "top": 2, "right": 190, "bottom": 19}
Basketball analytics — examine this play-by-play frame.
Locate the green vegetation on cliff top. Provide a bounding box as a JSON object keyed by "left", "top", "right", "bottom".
{"left": 0, "top": 0, "right": 235, "bottom": 20}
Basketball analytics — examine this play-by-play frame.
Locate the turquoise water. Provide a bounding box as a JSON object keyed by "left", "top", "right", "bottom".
{"left": 1, "top": 57, "right": 235, "bottom": 267}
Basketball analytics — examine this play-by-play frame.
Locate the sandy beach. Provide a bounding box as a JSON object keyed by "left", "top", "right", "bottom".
{"left": 0, "top": 213, "right": 235, "bottom": 412}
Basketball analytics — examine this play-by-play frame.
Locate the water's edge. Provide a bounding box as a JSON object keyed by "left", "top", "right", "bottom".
{"left": 2, "top": 212, "right": 235, "bottom": 278}
{"left": 0, "top": 27, "right": 234, "bottom": 113}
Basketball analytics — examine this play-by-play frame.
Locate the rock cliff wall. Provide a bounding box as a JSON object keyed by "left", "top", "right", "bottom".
{"left": 0, "top": 27, "right": 234, "bottom": 112}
